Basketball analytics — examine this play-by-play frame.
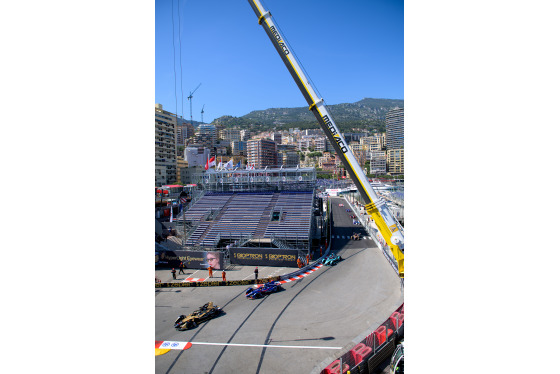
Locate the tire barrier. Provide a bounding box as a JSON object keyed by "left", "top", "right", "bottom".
{"left": 321, "top": 303, "right": 404, "bottom": 374}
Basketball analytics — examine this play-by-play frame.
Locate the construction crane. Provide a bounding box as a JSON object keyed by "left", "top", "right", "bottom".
{"left": 187, "top": 83, "right": 201, "bottom": 126}
{"left": 201, "top": 104, "right": 205, "bottom": 124}
{"left": 248, "top": 0, "right": 404, "bottom": 278}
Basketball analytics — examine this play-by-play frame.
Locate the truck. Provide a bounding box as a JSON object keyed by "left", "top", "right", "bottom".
{"left": 247, "top": 0, "right": 405, "bottom": 278}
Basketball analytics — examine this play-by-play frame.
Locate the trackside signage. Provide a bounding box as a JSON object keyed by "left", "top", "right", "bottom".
{"left": 155, "top": 276, "right": 281, "bottom": 288}
{"left": 156, "top": 250, "right": 224, "bottom": 270}
{"left": 229, "top": 247, "right": 298, "bottom": 267}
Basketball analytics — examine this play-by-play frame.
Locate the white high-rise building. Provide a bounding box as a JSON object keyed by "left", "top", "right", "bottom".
{"left": 155, "top": 104, "right": 177, "bottom": 186}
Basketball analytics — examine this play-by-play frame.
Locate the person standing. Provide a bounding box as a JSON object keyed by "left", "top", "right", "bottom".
{"left": 208, "top": 265, "right": 213, "bottom": 278}
{"left": 222, "top": 270, "right": 226, "bottom": 282}
{"left": 254, "top": 267, "right": 259, "bottom": 282}
{"left": 171, "top": 268, "right": 176, "bottom": 280}
{"left": 179, "top": 261, "right": 186, "bottom": 274}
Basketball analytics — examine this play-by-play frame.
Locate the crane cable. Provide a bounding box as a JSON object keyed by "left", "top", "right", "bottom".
{"left": 178, "top": 0, "right": 185, "bottom": 122}
{"left": 264, "top": 3, "right": 327, "bottom": 108}
{"left": 171, "top": 0, "right": 178, "bottom": 121}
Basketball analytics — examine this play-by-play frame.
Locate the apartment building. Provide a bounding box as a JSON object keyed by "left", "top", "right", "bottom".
{"left": 247, "top": 138, "right": 278, "bottom": 168}
{"left": 386, "top": 107, "right": 404, "bottom": 175}
{"left": 387, "top": 149, "right": 404, "bottom": 175}
{"left": 386, "top": 107, "right": 404, "bottom": 150}
{"left": 278, "top": 150, "right": 299, "bottom": 168}
{"left": 231, "top": 140, "right": 247, "bottom": 156}
{"left": 184, "top": 146, "right": 210, "bottom": 168}
{"left": 369, "top": 150, "right": 387, "bottom": 174}
{"left": 155, "top": 103, "right": 177, "bottom": 186}
{"left": 219, "top": 128, "right": 241, "bottom": 142}
{"left": 194, "top": 124, "right": 217, "bottom": 154}
{"left": 176, "top": 117, "right": 195, "bottom": 146}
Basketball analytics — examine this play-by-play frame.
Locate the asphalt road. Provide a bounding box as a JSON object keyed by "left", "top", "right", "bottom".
{"left": 155, "top": 197, "right": 403, "bottom": 374}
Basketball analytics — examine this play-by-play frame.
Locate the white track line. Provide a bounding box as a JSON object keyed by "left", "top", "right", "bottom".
{"left": 190, "top": 270, "right": 201, "bottom": 278}
{"left": 189, "top": 342, "right": 342, "bottom": 350}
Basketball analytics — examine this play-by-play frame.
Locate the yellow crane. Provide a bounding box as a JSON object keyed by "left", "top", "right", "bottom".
{"left": 247, "top": 0, "right": 404, "bottom": 278}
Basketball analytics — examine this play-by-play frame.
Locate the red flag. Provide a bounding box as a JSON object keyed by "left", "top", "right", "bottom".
{"left": 205, "top": 156, "right": 216, "bottom": 170}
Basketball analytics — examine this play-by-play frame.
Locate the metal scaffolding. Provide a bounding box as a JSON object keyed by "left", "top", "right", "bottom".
{"left": 194, "top": 167, "right": 316, "bottom": 193}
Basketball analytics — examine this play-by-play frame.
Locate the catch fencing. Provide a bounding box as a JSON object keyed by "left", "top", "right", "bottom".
{"left": 321, "top": 304, "right": 404, "bottom": 374}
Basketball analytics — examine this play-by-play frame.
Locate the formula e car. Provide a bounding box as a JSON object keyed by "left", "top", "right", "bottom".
{"left": 245, "top": 281, "right": 282, "bottom": 299}
{"left": 322, "top": 254, "right": 342, "bottom": 266}
{"left": 174, "top": 302, "right": 222, "bottom": 330}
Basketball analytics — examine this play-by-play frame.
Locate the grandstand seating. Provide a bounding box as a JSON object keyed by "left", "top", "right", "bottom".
{"left": 181, "top": 193, "right": 232, "bottom": 222}
{"left": 182, "top": 191, "right": 314, "bottom": 247}
{"left": 201, "top": 193, "right": 274, "bottom": 245}
{"left": 264, "top": 191, "right": 313, "bottom": 240}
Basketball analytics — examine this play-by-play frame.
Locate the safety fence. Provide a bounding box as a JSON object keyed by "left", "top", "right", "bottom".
{"left": 321, "top": 304, "right": 404, "bottom": 374}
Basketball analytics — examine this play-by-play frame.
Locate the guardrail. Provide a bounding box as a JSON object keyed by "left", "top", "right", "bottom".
{"left": 321, "top": 304, "right": 404, "bottom": 374}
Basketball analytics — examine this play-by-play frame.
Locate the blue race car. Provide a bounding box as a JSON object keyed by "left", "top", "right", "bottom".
{"left": 245, "top": 281, "right": 281, "bottom": 299}
{"left": 322, "top": 254, "right": 342, "bottom": 266}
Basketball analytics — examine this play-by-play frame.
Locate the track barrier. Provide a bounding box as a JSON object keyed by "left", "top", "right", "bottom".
{"left": 155, "top": 276, "right": 282, "bottom": 288}
{"left": 389, "top": 312, "right": 403, "bottom": 331}
{"left": 324, "top": 359, "right": 349, "bottom": 374}
{"left": 321, "top": 303, "right": 403, "bottom": 374}
{"left": 351, "top": 343, "right": 372, "bottom": 365}
{"left": 374, "top": 326, "right": 390, "bottom": 346}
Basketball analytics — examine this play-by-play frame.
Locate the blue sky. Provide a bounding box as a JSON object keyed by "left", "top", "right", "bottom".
{"left": 156, "top": 0, "right": 403, "bottom": 123}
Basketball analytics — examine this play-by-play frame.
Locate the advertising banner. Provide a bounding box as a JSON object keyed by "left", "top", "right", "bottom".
{"left": 156, "top": 250, "right": 224, "bottom": 270}
{"left": 155, "top": 276, "right": 282, "bottom": 288}
{"left": 229, "top": 247, "right": 298, "bottom": 267}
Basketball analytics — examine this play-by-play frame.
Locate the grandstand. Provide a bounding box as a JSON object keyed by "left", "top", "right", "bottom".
{"left": 175, "top": 167, "right": 320, "bottom": 251}
{"left": 180, "top": 191, "right": 315, "bottom": 249}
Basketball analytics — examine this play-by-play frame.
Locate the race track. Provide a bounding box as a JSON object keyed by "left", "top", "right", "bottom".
{"left": 155, "top": 197, "right": 403, "bottom": 373}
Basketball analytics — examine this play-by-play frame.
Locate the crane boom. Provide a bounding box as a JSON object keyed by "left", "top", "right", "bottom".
{"left": 248, "top": 0, "right": 404, "bottom": 277}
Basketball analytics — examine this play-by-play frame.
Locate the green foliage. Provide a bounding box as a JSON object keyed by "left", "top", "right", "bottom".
{"left": 307, "top": 151, "right": 323, "bottom": 158}
{"left": 210, "top": 98, "right": 402, "bottom": 134}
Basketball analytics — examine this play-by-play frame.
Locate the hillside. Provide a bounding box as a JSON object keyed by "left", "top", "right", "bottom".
{"left": 212, "top": 98, "right": 403, "bottom": 133}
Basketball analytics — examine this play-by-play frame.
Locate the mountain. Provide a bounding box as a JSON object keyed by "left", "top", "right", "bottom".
{"left": 212, "top": 98, "right": 403, "bottom": 133}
